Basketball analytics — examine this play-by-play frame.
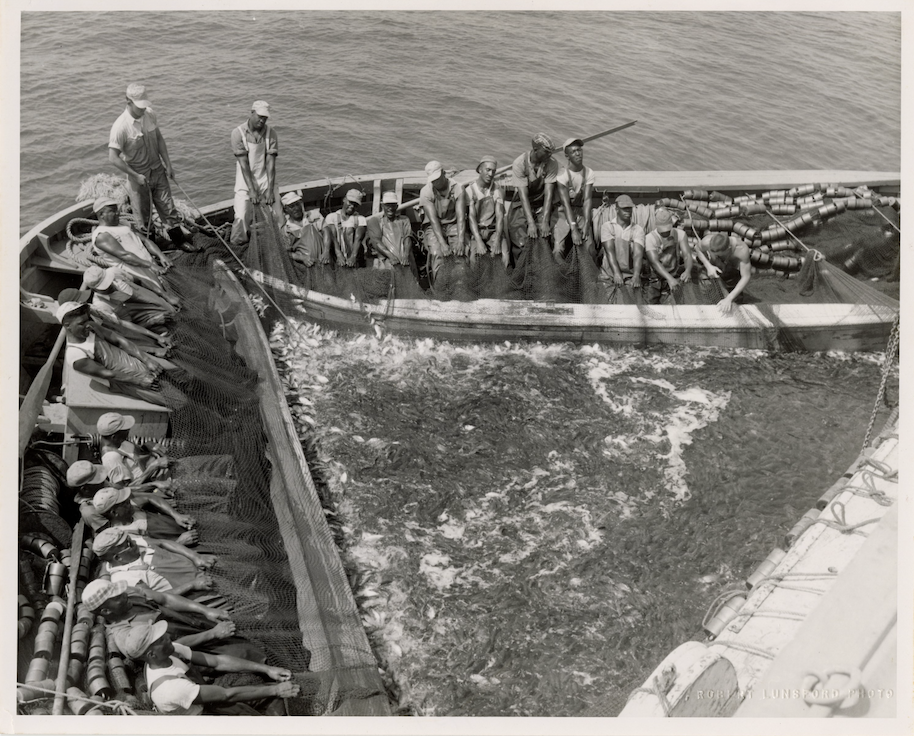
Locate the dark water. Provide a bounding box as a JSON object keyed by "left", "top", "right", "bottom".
{"left": 19, "top": 11, "right": 900, "bottom": 233}
{"left": 286, "top": 329, "right": 896, "bottom": 716}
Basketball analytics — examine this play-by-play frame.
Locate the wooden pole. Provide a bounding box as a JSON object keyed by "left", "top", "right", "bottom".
{"left": 19, "top": 327, "right": 67, "bottom": 458}
{"left": 52, "top": 520, "right": 85, "bottom": 715}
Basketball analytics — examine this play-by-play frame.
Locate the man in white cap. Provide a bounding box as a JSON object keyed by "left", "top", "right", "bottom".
{"left": 323, "top": 189, "right": 369, "bottom": 267}
{"left": 108, "top": 83, "right": 180, "bottom": 236}
{"left": 366, "top": 191, "right": 416, "bottom": 273}
{"left": 554, "top": 137, "right": 596, "bottom": 261}
{"left": 82, "top": 264, "right": 179, "bottom": 327}
{"left": 643, "top": 208, "right": 695, "bottom": 304}
{"left": 694, "top": 232, "right": 752, "bottom": 313}
{"left": 90, "top": 196, "right": 173, "bottom": 290}
{"left": 97, "top": 411, "right": 172, "bottom": 486}
{"left": 114, "top": 621, "right": 297, "bottom": 715}
{"left": 465, "top": 155, "right": 509, "bottom": 267}
{"left": 599, "top": 194, "right": 646, "bottom": 289}
{"left": 507, "top": 133, "right": 558, "bottom": 262}
{"left": 230, "top": 100, "right": 282, "bottom": 245}
{"left": 419, "top": 161, "right": 466, "bottom": 282}
{"left": 57, "top": 301, "right": 169, "bottom": 406}
{"left": 281, "top": 191, "right": 322, "bottom": 267}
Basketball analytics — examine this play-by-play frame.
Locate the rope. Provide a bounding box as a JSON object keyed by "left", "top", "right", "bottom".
{"left": 626, "top": 676, "right": 673, "bottom": 716}
{"left": 171, "top": 178, "right": 306, "bottom": 341}
{"left": 862, "top": 312, "right": 899, "bottom": 449}
{"left": 762, "top": 207, "right": 811, "bottom": 253}
{"left": 66, "top": 217, "right": 99, "bottom": 244}
{"left": 16, "top": 681, "right": 139, "bottom": 715}
{"left": 872, "top": 205, "right": 901, "bottom": 234}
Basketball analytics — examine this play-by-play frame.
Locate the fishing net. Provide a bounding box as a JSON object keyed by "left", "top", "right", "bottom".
{"left": 233, "top": 187, "right": 897, "bottom": 357}
{"left": 19, "top": 221, "right": 389, "bottom": 716}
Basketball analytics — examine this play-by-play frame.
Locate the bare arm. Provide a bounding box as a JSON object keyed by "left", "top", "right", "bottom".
{"left": 645, "top": 248, "right": 677, "bottom": 287}
{"left": 147, "top": 587, "right": 230, "bottom": 623}
{"left": 422, "top": 201, "right": 449, "bottom": 256}
{"left": 236, "top": 153, "right": 260, "bottom": 204}
{"left": 517, "top": 184, "right": 537, "bottom": 240}
{"left": 195, "top": 681, "right": 299, "bottom": 704}
{"left": 679, "top": 235, "right": 694, "bottom": 282}
{"left": 190, "top": 649, "right": 292, "bottom": 681}
{"left": 95, "top": 232, "right": 164, "bottom": 272}
{"left": 108, "top": 148, "right": 145, "bottom": 185}
{"left": 581, "top": 183, "right": 595, "bottom": 246}
{"left": 264, "top": 152, "right": 277, "bottom": 205}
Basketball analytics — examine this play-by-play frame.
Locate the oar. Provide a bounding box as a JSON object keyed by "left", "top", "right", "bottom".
{"left": 397, "top": 120, "right": 638, "bottom": 212}
{"left": 493, "top": 120, "right": 638, "bottom": 177}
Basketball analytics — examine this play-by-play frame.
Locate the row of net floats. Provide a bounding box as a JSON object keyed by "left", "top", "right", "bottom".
{"left": 18, "top": 529, "right": 131, "bottom": 715}
{"left": 656, "top": 184, "right": 899, "bottom": 273}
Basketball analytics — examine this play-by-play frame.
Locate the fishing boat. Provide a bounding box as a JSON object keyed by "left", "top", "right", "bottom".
{"left": 22, "top": 168, "right": 901, "bottom": 357}
{"left": 17, "top": 167, "right": 900, "bottom": 718}
{"left": 618, "top": 408, "right": 899, "bottom": 718}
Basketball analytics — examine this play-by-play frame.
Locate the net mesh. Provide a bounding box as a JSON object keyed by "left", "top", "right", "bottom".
{"left": 228, "top": 193, "right": 898, "bottom": 359}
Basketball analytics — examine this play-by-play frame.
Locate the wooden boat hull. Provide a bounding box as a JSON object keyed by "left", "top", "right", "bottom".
{"left": 20, "top": 169, "right": 901, "bottom": 355}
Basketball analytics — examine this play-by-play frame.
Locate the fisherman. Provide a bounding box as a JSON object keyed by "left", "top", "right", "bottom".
{"left": 57, "top": 287, "right": 173, "bottom": 355}
{"left": 643, "top": 208, "right": 694, "bottom": 304}
{"left": 114, "top": 621, "right": 298, "bottom": 715}
{"left": 92, "top": 527, "right": 216, "bottom": 598}
{"left": 66, "top": 460, "right": 125, "bottom": 532}
{"left": 365, "top": 191, "right": 416, "bottom": 272}
{"left": 280, "top": 191, "right": 322, "bottom": 267}
{"left": 96, "top": 411, "right": 171, "bottom": 486}
{"left": 81, "top": 579, "right": 236, "bottom": 654}
{"left": 107, "top": 83, "right": 180, "bottom": 238}
{"left": 694, "top": 232, "right": 753, "bottom": 313}
{"left": 465, "top": 155, "right": 509, "bottom": 267}
{"left": 93, "top": 486, "right": 198, "bottom": 545}
{"left": 90, "top": 197, "right": 172, "bottom": 290}
{"left": 554, "top": 137, "right": 596, "bottom": 261}
{"left": 57, "top": 301, "right": 177, "bottom": 407}
{"left": 591, "top": 190, "right": 616, "bottom": 248}
{"left": 230, "top": 100, "right": 282, "bottom": 246}
{"left": 599, "top": 194, "right": 646, "bottom": 288}
{"left": 82, "top": 264, "right": 179, "bottom": 326}
{"left": 419, "top": 160, "right": 467, "bottom": 281}
{"left": 506, "top": 133, "right": 558, "bottom": 262}
{"left": 323, "top": 189, "right": 368, "bottom": 267}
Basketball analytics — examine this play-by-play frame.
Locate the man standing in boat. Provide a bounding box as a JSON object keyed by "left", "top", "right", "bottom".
{"left": 419, "top": 161, "right": 467, "bottom": 282}
{"left": 108, "top": 84, "right": 180, "bottom": 238}
{"left": 465, "top": 155, "right": 509, "bottom": 267}
{"left": 643, "top": 208, "right": 694, "bottom": 304}
{"left": 323, "top": 189, "right": 369, "bottom": 267}
{"left": 230, "top": 101, "right": 283, "bottom": 246}
{"left": 366, "top": 191, "right": 417, "bottom": 274}
{"left": 599, "top": 194, "right": 646, "bottom": 289}
{"left": 506, "top": 133, "right": 558, "bottom": 263}
{"left": 554, "top": 137, "right": 596, "bottom": 261}
{"left": 694, "top": 232, "right": 753, "bottom": 313}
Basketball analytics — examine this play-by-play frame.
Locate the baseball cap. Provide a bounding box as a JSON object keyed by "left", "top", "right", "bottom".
{"left": 476, "top": 155, "right": 497, "bottom": 172}
{"left": 562, "top": 137, "right": 584, "bottom": 152}
{"left": 532, "top": 133, "right": 555, "bottom": 152}
{"left": 251, "top": 100, "right": 270, "bottom": 117}
{"left": 93, "top": 197, "right": 119, "bottom": 214}
{"left": 344, "top": 189, "right": 364, "bottom": 206}
{"left": 92, "top": 527, "right": 129, "bottom": 556}
{"left": 55, "top": 301, "right": 89, "bottom": 324}
{"left": 709, "top": 233, "right": 731, "bottom": 252}
{"left": 425, "top": 161, "right": 444, "bottom": 184}
{"left": 615, "top": 194, "right": 635, "bottom": 209}
{"left": 654, "top": 209, "right": 674, "bottom": 233}
{"left": 56, "top": 288, "right": 91, "bottom": 305}
{"left": 93, "top": 486, "right": 132, "bottom": 515}
{"left": 82, "top": 578, "right": 128, "bottom": 611}
{"left": 280, "top": 191, "right": 302, "bottom": 206}
{"left": 381, "top": 191, "right": 399, "bottom": 205}
{"left": 126, "top": 83, "right": 151, "bottom": 109}
{"left": 115, "top": 620, "right": 169, "bottom": 660}
{"left": 66, "top": 460, "right": 108, "bottom": 488}
{"left": 96, "top": 412, "right": 135, "bottom": 437}
{"left": 82, "top": 266, "right": 117, "bottom": 291}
